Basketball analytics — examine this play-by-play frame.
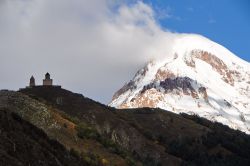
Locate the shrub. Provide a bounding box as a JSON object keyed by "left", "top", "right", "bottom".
{"left": 126, "top": 156, "right": 137, "bottom": 166}
{"left": 76, "top": 123, "right": 100, "bottom": 140}
{"left": 101, "top": 158, "right": 109, "bottom": 166}
{"left": 60, "top": 112, "right": 81, "bottom": 124}
{"left": 69, "top": 148, "right": 80, "bottom": 158}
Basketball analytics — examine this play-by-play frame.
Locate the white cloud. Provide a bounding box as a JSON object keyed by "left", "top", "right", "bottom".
{"left": 0, "top": 0, "right": 179, "bottom": 103}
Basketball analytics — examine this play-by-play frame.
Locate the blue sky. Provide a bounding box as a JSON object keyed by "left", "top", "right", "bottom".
{"left": 144, "top": 0, "right": 250, "bottom": 62}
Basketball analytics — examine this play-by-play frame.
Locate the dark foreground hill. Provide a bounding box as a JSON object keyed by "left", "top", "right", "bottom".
{"left": 0, "top": 87, "right": 249, "bottom": 166}
{"left": 0, "top": 109, "right": 87, "bottom": 166}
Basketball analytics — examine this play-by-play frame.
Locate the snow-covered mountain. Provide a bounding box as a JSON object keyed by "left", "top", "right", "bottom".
{"left": 110, "top": 34, "right": 250, "bottom": 134}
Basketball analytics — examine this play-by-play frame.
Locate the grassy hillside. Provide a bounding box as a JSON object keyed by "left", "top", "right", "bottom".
{"left": 0, "top": 109, "right": 87, "bottom": 166}
{"left": 0, "top": 87, "right": 249, "bottom": 165}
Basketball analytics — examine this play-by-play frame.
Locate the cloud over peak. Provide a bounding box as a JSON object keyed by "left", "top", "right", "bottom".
{"left": 0, "top": 0, "right": 179, "bottom": 103}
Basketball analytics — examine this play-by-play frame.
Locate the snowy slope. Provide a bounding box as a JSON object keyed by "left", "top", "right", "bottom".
{"left": 110, "top": 34, "right": 250, "bottom": 134}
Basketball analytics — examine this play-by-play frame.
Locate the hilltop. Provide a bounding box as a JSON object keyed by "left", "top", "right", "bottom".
{"left": 0, "top": 86, "right": 249, "bottom": 165}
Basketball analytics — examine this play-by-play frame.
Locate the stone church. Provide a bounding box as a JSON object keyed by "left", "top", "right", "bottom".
{"left": 29, "top": 72, "right": 56, "bottom": 87}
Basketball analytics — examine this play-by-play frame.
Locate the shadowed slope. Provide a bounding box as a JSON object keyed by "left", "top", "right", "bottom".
{"left": 17, "top": 86, "right": 250, "bottom": 165}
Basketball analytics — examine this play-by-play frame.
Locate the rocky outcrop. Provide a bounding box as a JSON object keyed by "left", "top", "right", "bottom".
{"left": 120, "top": 88, "right": 165, "bottom": 108}
{"left": 112, "top": 80, "right": 136, "bottom": 101}
{"left": 185, "top": 49, "right": 235, "bottom": 86}
{"left": 141, "top": 77, "right": 205, "bottom": 99}
{"left": 155, "top": 68, "right": 175, "bottom": 81}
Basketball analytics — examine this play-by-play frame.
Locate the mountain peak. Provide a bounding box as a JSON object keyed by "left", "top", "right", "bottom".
{"left": 110, "top": 34, "right": 250, "bottom": 134}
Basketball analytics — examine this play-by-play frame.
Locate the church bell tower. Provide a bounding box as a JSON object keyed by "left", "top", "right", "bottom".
{"left": 29, "top": 76, "right": 35, "bottom": 87}
{"left": 43, "top": 72, "right": 53, "bottom": 86}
